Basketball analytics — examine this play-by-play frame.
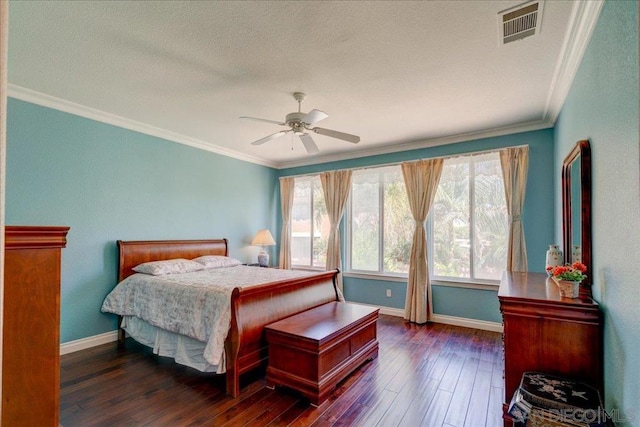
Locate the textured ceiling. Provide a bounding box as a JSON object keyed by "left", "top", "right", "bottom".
{"left": 8, "top": 1, "right": 585, "bottom": 168}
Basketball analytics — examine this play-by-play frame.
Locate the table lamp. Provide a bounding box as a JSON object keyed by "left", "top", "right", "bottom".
{"left": 252, "top": 229, "right": 276, "bottom": 267}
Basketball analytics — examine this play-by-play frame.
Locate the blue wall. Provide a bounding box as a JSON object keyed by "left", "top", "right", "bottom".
{"left": 342, "top": 277, "right": 406, "bottom": 308}
{"left": 6, "top": 99, "right": 279, "bottom": 343}
{"left": 6, "top": 6, "right": 637, "bottom": 421}
{"left": 280, "top": 128, "right": 555, "bottom": 323}
{"left": 431, "top": 285, "right": 501, "bottom": 323}
{"left": 553, "top": 1, "right": 639, "bottom": 424}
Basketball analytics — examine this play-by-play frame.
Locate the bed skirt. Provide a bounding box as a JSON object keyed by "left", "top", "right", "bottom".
{"left": 122, "top": 316, "right": 223, "bottom": 374}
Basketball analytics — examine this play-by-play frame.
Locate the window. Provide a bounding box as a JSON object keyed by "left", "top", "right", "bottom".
{"left": 291, "top": 176, "right": 329, "bottom": 268}
{"left": 296, "top": 151, "right": 508, "bottom": 282}
{"left": 348, "top": 166, "right": 413, "bottom": 275}
{"left": 431, "top": 152, "right": 508, "bottom": 281}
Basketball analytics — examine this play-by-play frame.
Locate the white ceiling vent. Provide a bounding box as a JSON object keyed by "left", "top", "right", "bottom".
{"left": 498, "top": 1, "right": 544, "bottom": 44}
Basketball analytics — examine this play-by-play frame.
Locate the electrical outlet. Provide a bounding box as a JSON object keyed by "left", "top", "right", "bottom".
{"left": 386, "top": 289, "right": 392, "bottom": 298}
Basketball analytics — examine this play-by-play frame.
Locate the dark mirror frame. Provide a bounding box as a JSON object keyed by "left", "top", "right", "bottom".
{"left": 562, "top": 140, "right": 592, "bottom": 294}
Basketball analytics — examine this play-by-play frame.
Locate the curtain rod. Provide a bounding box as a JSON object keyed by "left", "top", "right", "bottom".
{"left": 279, "top": 144, "right": 529, "bottom": 180}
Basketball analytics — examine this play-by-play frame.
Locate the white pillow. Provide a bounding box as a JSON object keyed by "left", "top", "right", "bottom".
{"left": 133, "top": 259, "right": 204, "bottom": 276}
{"left": 192, "top": 255, "right": 242, "bottom": 269}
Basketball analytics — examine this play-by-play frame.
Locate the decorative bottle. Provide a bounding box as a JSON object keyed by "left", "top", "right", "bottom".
{"left": 545, "top": 245, "right": 563, "bottom": 275}
{"left": 571, "top": 245, "right": 582, "bottom": 263}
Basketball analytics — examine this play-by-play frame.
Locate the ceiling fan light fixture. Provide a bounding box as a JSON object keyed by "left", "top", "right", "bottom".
{"left": 241, "top": 92, "right": 360, "bottom": 154}
{"left": 285, "top": 112, "right": 306, "bottom": 125}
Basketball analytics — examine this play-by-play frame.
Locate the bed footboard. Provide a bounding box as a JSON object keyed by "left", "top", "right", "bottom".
{"left": 225, "top": 270, "right": 339, "bottom": 397}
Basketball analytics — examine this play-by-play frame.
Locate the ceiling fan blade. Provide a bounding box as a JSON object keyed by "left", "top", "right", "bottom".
{"left": 312, "top": 127, "right": 360, "bottom": 144}
{"left": 302, "top": 109, "right": 329, "bottom": 125}
{"left": 299, "top": 133, "right": 320, "bottom": 154}
{"left": 251, "top": 130, "right": 290, "bottom": 146}
{"left": 240, "top": 116, "right": 285, "bottom": 125}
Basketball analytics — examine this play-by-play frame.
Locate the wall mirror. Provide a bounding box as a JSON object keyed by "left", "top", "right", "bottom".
{"left": 562, "top": 140, "right": 592, "bottom": 293}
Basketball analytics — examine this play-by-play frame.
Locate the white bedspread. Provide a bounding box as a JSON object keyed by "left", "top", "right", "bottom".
{"left": 101, "top": 266, "right": 318, "bottom": 371}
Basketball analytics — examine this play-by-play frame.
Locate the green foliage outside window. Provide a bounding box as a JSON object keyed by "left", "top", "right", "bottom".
{"left": 295, "top": 151, "right": 507, "bottom": 282}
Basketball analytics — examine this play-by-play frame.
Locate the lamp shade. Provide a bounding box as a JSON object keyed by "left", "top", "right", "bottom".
{"left": 251, "top": 229, "right": 276, "bottom": 246}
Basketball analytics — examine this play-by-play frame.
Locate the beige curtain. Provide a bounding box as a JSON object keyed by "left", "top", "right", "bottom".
{"left": 320, "top": 170, "right": 352, "bottom": 296}
{"left": 500, "top": 146, "right": 529, "bottom": 272}
{"left": 278, "top": 177, "right": 295, "bottom": 269}
{"left": 401, "top": 159, "right": 443, "bottom": 324}
{"left": 0, "top": 0, "right": 8, "bottom": 417}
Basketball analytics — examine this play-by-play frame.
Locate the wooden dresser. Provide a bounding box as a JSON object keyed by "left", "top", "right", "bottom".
{"left": 498, "top": 271, "right": 603, "bottom": 426}
{"left": 3, "top": 226, "right": 69, "bottom": 427}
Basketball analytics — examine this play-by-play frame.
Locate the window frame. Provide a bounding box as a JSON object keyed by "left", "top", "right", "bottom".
{"left": 290, "top": 175, "right": 326, "bottom": 270}
{"left": 294, "top": 149, "right": 509, "bottom": 285}
{"left": 346, "top": 165, "right": 409, "bottom": 278}
{"left": 428, "top": 151, "right": 506, "bottom": 285}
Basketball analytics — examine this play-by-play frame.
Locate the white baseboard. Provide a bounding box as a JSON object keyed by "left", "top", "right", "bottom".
{"left": 378, "top": 306, "right": 405, "bottom": 317}
{"left": 59, "top": 310, "right": 501, "bottom": 355}
{"left": 58, "top": 304, "right": 404, "bottom": 356}
{"left": 345, "top": 301, "right": 503, "bottom": 333}
{"left": 57, "top": 304, "right": 406, "bottom": 356}
{"left": 346, "top": 301, "right": 405, "bottom": 318}
{"left": 60, "top": 331, "right": 119, "bottom": 355}
{"left": 430, "top": 314, "right": 503, "bottom": 333}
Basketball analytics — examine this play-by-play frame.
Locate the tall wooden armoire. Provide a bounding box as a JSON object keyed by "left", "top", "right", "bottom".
{"left": 3, "top": 226, "right": 69, "bottom": 426}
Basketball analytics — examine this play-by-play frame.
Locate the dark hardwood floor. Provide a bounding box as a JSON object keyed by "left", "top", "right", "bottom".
{"left": 60, "top": 315, "right": 504, "bottom": 426}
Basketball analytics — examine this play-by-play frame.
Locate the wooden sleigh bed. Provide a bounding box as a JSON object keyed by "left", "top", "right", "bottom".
{"left": 115, "top": 238, "right": 340, "bottom": 397}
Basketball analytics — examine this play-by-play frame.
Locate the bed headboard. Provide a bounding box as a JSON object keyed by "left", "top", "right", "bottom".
{"left": 117, "top": 238, "right": 229, "bottom": 282}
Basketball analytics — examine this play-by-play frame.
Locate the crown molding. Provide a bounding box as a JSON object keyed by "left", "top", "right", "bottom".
{"left": 276, "top": 1, "right": 604, "bottom": 171}
{"left": 8, "top": 83, "right": 552, "bottom": 171}
{"left": 275, "top": 119, "right": 553, "bottom": 169}
{"left": 9, "top": 0, "right": 601, "bottom": 173}
{"left": 543, "top": 0, "right": 604, "bottom": 123}
{"left": 7, "top": 84, "right": 278, "bottom": 169}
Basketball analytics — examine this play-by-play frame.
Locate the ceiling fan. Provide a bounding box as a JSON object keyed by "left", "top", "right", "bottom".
{"left": 241, "top": 92, "right": 360, "bottom": 154}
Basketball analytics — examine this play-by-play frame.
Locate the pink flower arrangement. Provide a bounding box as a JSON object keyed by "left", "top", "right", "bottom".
{"left": 546, "top": 262, "right": 587, "bottom": 282}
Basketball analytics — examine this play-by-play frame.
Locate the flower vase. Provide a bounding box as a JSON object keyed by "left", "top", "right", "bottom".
{"left": 553, "top": 278, "right": 580, "bottom": 298}
{"left": 571, "top": 245, "right": 582, "bottom": 263}
{"left": 545, "top": 245, "right": 563, "bottom": 275}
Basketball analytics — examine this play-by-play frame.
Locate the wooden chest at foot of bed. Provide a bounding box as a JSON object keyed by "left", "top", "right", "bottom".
{"left": 265, "top": 302, "right": 379, "bottom": 406}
